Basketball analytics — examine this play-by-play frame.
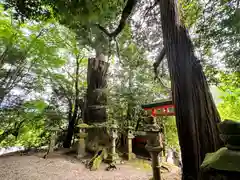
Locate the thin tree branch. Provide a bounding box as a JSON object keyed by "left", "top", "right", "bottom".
{"left": 46, "top": 68, "right": 73, "bottom": 104}
{"left": 153, "top": 47, "right": 171, "bottom": 91}
{"left": 71, "top": 54, "right": 80, "bottom": 125}
{"left": 114, "top": 37, "right": 124, "bottom": 65}
{"left": 153, "top": 47, "right": 166, "bottom": 79}
{"left": 97, "top": 0, "right": 138, "bottom": 38}
{"left": 144, "top": 0, "right": 159, "bottom": 18}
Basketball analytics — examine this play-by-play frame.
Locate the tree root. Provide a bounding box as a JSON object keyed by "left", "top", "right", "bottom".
{"left": 105, "top": 163, "right": 117, "bottom": 171}
{"left": 87, "top": 147, "right": 108, "bottom": 171}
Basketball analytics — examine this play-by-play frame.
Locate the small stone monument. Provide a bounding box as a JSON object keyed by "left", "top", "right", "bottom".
{"left": 76, "top": 123, "right": 89, "bottom": 159}
{"left": 200, "top": 120, "right": 240, "bottom": 180}
{"left": 43, "top": 127, "right": 58, "bottom": 158}
{"left": 145, "top": 116, "right": 162, "bottom": 180}
{"left": 125, "top": 125, "right": 136, "bottom": 160}
{"left": 106, "top": 123, "right": 119, "bottom": 163}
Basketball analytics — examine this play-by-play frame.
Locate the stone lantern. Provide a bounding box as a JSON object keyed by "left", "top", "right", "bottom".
{"left": 141, "top": 100, "right": 175, "bottom": 180}
{"left": 200, "top": 120, "right": 240, "bottom": 180}
{"left": 106, "top": 123, "right": 119, "bottom": 163}
{"left": 48, "top": 127, "right": 59, "bottom": 153}
{"left": 145, "top": 116, "right": 163, "bottom": 180}
{"left": 76, "top": 123, "right": 89, "bottom": 159}
{"left": 43, "top": 127, "right": 59, "bottom": 158}
{"left": 126, "top": 125, "right": 136, "bottom": 160}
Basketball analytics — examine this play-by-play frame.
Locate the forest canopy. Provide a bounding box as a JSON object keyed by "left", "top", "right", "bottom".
{"left": 0, "top": 0, "right": 239, "bottom": 179}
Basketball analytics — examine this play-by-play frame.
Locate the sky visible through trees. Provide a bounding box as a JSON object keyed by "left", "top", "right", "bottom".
{"left": 0, "top": 0, "right": 239, "bottom": 179}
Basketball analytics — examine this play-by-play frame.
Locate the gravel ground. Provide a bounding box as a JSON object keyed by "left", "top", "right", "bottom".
{"left": 0, "top": 152, "right": 180, "bottom": 180}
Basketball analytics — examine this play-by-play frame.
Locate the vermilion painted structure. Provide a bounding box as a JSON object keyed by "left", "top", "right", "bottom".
{"left": 133, "top": 99, "right": 176, "bottom": 155}
{"left": 141, "top": 99, "right": 175, "bottom": 117}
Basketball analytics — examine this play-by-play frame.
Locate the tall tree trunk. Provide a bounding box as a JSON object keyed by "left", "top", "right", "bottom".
{"left": 126, "top": 69, "right": 133, "bottom": 123}
{"left": 158, "top": 0, "right": 223, "bottom": 179}
{"left": 84, "top": 55, "right": 109, "bottom": 124}
{"left": 63, "top": 56, "right": 80, "bottom": 148}
{"left": 63, "top": 116, "right": 75, "bottom": 148}
{"left": 84, "top": 54, "right": 109, "bottom": 151}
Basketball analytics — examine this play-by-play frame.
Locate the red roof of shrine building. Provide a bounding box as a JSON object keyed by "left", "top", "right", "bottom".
{"left": 141, "top": 99, "right": 175, "bottom": 116}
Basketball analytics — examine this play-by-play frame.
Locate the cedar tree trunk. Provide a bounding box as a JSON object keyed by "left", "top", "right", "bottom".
{"left": 84, "top": 57, "right": 109, "bottom": 124}
{"left": 84, "top": 56, "right": 110, "bottom": 151}
{"left": 158, "top": 0, "right": 223, "bottom": 179}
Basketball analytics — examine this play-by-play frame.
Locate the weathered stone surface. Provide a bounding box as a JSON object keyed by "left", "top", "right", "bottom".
{"left": 125, "top": 126, "right": 136, "bottom": 160}
{"left": 200, "top": 120, "right": 240, "bottom": 180}
{"left": 87, "top": 127, "right": 110, "bottom": 152}
{"left": 106, "top": 123, "right": 120, "bottom": 163}
{"left": 201, "top": 147, "right": 240, "bottom": 172}
{"left": 218, "top": 120, "right": 240, "bottom": 135}
{"left": 145, "top": 116, "right": 162, "bottom": 180}
{"left": 76, "top": 124, "right": 89, "bottom": 158}
{"left": 77, "top": 134, "right": 87, "bottom": 159}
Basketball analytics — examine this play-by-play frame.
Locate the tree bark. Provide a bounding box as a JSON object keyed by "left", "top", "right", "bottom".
{"left": 157, "top": 0, "right": 223, "bottom": 179}
{"left": 84, "top": 57, "right": 109, "bottom": 124}
{"left": 63, "top": 116, "right": 75, "bottom": 148}
{"left": 63, "top": 56, "right": 81, "bottom": 148}
{"left": 84, "top": 55, "right": 110, "bottom": 152}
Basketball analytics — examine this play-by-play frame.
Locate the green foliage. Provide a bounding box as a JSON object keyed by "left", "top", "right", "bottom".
{"left": 178, "top": 0, "right": 202, "bottom": 28}
{"left": 195, "top": 0, "right": 240, "bottom": 71}
{"left": 0, "top": 6, "right": 76, "bottom": 148}
{"left": 3, "top": 0, "right": 126, "bottom": 54}
{"left": 218, "top": 72, "right": 240, "bottom": 121}
{"left": 0, "top": 100, "right": 47, "bottom": 147}
{"left": 4, "top": 0, "right": 124, "bottom": 24}
{"left": 0, "top": 5, "right": 70, "bottom": 105}
{"left": 1, "top": 0, "right": 238, "bottom": 153}
{"left": 108, "top": 29, "right": 168, "bottom": 129}
{"left": 159, "top": 116, "right": 179, "bottom": 151}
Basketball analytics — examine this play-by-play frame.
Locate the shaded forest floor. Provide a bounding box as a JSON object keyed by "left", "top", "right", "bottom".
{"left": 0, "top": 149, "right": 180, "bottom": 180}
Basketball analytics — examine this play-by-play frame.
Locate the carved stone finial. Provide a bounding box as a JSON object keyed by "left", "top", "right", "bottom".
{"left": 145, "top": 116, "right": 163, "bottom": 180}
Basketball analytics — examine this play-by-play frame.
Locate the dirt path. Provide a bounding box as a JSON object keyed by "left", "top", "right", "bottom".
{"left": 0, "top": 152, "right": 180, "bottom": 180}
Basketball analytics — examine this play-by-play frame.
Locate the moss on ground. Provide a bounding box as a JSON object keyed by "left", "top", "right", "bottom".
{"left": 128, "top": 159, "right": 178, "bottom": 173}
{"left": 128, "top": 159, "right": 152, "bottom": 171}
{"left": 88, "top": 147, "right": 108, "bottom": 171}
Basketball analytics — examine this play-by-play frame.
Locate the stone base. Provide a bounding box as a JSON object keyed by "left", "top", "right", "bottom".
{"left": 124, "top": 152, "right": 136, "bottom": 160}
{"left": 72, "top": 141, "right": 79, "bottom": 153}
{"left": 105, "top": 153, "right": 120, "bottom": 164}
{"left": 76, "top": 153, "right": 86, "bottom": 159}
{"left": 86, "top": 127, "right": 110, "bottom": 152}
